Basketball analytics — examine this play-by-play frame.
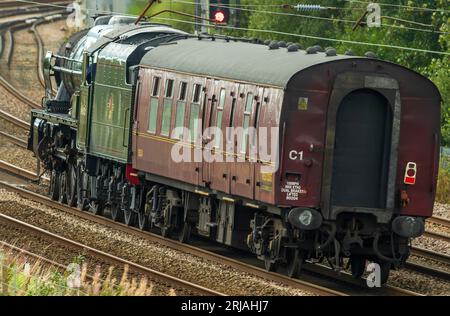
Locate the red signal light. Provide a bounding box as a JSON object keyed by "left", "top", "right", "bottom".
{"left": 213, "top": 10, "right": 226, "bottom": 23}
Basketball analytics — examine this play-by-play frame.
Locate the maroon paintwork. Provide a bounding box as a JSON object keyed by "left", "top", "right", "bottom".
{"left": 132, "top": 58, "right": 441, "bottom": 218}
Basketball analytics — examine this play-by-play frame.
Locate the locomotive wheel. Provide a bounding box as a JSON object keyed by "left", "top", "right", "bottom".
{"left": 138, "top": 212, "right": 149, "bottom": 231}
{"left": 49, "top": 170, "right": 60, "bottom": 201}
{"left": 110, "top": 203, "right": 124, "bottom": 222}
{"left": 264, "top": 257, "right": 278, "bottom": 272}
{"left": 58, "top": 171, "right": 67, "bottom": 204}
{"left": 76, "top": 164, "right": 89, "bottom": 211}
{"left": 178, "top": 222, "right": 191, "bottom": 243}
{"left": 286, "top": 248, "right": 303, "bottom": 278}
{"left": 124, "top": 209, "right": 137, "bottom": 227}
{"left": 90, "top": 201, "right": 105, "bottom": 216}
{"left": 66, "top": 164, "right": 77, "bottom": 207}
{"left": 161, "top": 226, "right": 172, "bottom": 238}
{"left": 350, "top": 255, "right": 366, "bottom": 279}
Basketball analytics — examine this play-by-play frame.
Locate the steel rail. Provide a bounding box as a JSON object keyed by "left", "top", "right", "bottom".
{"left": 428, "top": 216, "right": 450, "bottom": 229}
{"left": 0, "top": 165, "right": 444, "bottom": 294}
{"left": 0, "top": 240, "right": 97, "bottom": 285}
{"left": 0, "top": 181, "right": 347, "bottom": 296}
{"left": 0, "top": 108, "right": 29, "bottom": 129}
{"left": 303, "top": 263, "right": 422, "bottom": 296}
{"left": 410, "top": 247, "right": 450, "bottom": 265}
{"left": 404, "top": 261, "right": 450, "bottom": 281}
{"left": 0, "top": 76, "right": 41, "bottom": 109}
{"left": 0, "top": 130, "right": 27, "bottom": 148}
{"left": 423, "top": 230, "right": 450, "bottom": 243}
{"left": 31, "top": 13, "right": 66, "bottom": 93}
{"left": 0, "top": 0, "right": 68, "bottom": 9}
{"left": 0, "top": 11, "right": 67, "bottom": 109}
{"left": 0, "top": 159, "right": 39, "bottom": 180}
{"left": 0, "top": 212, "right": 225, "bottom": 296}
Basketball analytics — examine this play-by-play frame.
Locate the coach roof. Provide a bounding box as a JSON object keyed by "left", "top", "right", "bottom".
{"left": 140, "top": 38, "right": 357, "bottom": 88}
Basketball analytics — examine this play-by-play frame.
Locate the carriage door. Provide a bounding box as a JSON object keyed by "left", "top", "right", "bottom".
{"left": 208, "top": 81, "right": 234, "bottom": 194}
{"left": 230, "top": 85, "right": 259, "bottom": 200}
{"left": 76, "top": 52, "right": 92, "bottom": 150}
{"left": 331, "top": 89, "right": 392, "bottom": 209}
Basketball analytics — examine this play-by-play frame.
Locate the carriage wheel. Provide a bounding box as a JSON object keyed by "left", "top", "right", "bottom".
{"left": 350, "top": 255, "right": 366, "bottom": 279}
{"left": 90, "top": 200, "right": 105, "bottom": 216}
{"left": 286, "top": 248, "right": 303, "bottom": 278}
{"left": 49, "top": 170, "right": 60, "bottom": 201}
{"left": 111, "top": 202, "right": 124, "bottom": 222}
{"left": 124, "top": 208, "right": 137, "bottom": 227}
{"left": 138, "top": 212, "right": 149, "bottom": 231}
{"left": 161, "top": 226, "right": 171, "bottom": 238}
{"left": 264, "top": 256, "right": 278, "bottom": 272}
{"left": 58, "top": 171, "right": 67, "bottom": 204}
{"left": 66, "top": 164, "right": 77, "bottom": 207}
{"left": 178, "top": 222, "right": 191, "bottom": 243}
{"left": 376, "top": 260, "right": 391, "bottom": 285}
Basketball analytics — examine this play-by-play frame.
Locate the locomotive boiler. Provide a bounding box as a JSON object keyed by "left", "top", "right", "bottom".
{"left": 28, "top": 15, "right": 441, "bottom": 284}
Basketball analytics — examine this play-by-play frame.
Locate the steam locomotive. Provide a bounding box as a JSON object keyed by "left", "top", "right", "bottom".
{"left": 28, "top": 15, "right": 441, "bottom": 284}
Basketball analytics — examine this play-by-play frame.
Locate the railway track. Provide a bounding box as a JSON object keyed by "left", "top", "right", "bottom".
{"left": 427, "top": 216, "right": 450, "bottom": 229}
{"left": 0, "top": 212, "right": 224, "bottom": 296}
{"left": 0, "top": 179, "right": 348, "bottom": 296}
{"left": 423, "top": 230, "right": 450, "bottom": 243}
{"left": 0, "top": 0, "right": 67, "bottom": 9}
{"left": 0, "top": 108, "right": 29, "bottom": 129}
{"left": 0, "top": 2, "right": 69, "bottom": 19}
{"left": 0, "top": 130, "right": 27, "bottom": 147}
{"left": 0, "top": 161, "right": 448, "bottom": 292}
{"left": 0, "top": 159, "right": 41, "bottom": 180}
{"left": 0, "top": 11, "right": 66, "bottom": 110}
{"left": 0, "top": 177, "right": 424, "bottom": 296}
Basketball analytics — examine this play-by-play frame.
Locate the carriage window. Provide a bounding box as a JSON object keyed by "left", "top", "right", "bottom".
{"left": 214, "top": 89, "right": 226, "bottom": 148}
{"left": 192, "top": 84, "right": 202, "bottom": 103}
{"left": 189, "top": 104, "right": 200, "bottom": 142}
{"left": 148, "top": 98, "right": 158, "bottom": 134}
{"left": 241, "top": 116, "right": 250, "bottom": 154}
{"left": 165, "top": 79, "right": 174, "bottom": 98}
{"left": 172, "top": 101, "right": 186, "bottom": 139}
{"left": 179, "top": 82, "right": 188, "bottom": 101}
{"left": 152, "top": 77, "right": 161, "bottom": 96}
{"left": 241, "top": 93, "right": 253, "bottom": 154}
{"left": 161, "top": 79, "right": 174, "bottom": 136}
{"left": 219, "top": 89, "right": 226, "bottom": 108}
{"left": 245, "top": 93, "right": 253, "bottom": 113}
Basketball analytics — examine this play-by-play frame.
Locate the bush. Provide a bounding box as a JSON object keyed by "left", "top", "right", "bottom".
{"left": 437, "top": 157, "right": 450, "bottom": 204}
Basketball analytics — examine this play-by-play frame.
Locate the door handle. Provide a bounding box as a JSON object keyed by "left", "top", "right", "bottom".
{"left": 123, "top": 108, "right": 130, "bottom": 147}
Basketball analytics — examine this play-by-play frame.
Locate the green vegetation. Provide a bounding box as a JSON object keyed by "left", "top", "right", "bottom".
{"left": 129, "top": 0, "right": 196, "bottom": 32}
{"left": 437, "top": 156, "right": 450, "bottom": 203}
{"left": 0, "top": 251, "right": 169, "bottom": 296}
{"left": 127, "top": 0, "right": 449, "bottom": 147}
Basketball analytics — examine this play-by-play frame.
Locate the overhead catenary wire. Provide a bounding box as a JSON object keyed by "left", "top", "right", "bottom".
{"left": 11, "top": 0, "right": 448, "bottom": 34}
{"left": 151, "top": 16, "right": 450, "bottom": 56}
{"left": 172, "top": 0, "right": 449, "bottom": 35}
{"left": 340, "top": 0, "right": 449, "bottom": 13}
{"left": 8, "top": 0, "right": 449, "bottom": 56}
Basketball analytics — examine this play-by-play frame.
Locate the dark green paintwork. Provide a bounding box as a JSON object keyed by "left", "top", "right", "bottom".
{"left": 86, "top": 43, "right": 135, "bottom": 163}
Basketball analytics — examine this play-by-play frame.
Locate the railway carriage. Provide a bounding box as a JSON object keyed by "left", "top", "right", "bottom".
{"left": 28, "top": 16, "right": 441, "bottom": 284}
